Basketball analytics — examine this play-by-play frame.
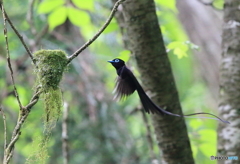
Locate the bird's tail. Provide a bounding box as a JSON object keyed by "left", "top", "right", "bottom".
{"left": 136, "top": 88, "right": 230, "bottom": 124}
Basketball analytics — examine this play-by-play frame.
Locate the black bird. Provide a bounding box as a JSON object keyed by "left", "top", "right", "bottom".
{"left": 108, "top": 58, "right": 229, "bottom": 124}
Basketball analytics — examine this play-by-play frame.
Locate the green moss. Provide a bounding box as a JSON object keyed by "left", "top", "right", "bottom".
{"left": 26, "top": 135, "right": 50, "bottom": 164}
{"left": 34, "top": 49, "right": 68, "bottom": 90}
{"left": 32, "top": 49, "right": 68, "bottom": 163}
{"left": 33, "top": 49, "right": 68, "bottom": 128}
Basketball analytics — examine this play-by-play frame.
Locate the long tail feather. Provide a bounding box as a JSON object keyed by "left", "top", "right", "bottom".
{"left": 136, "top": 83, "right": 229, "bottom": 124}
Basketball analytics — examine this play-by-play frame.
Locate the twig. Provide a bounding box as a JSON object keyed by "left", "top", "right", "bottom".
{"left": 67, "top": 0, "right": 126, "bottom": 64}
{"left": 5, "top": 132, "right": 20, "bottom": 156}
{"left": 1, "top": 3, "right": 23, "bottom": 110}
{"left": 0, "top": 3, "right": 35, "bottom": 65}
{"left": 0, "top": 107, "right": 7, "bottom": 151}
{"left": 197, "top": 0, "right": 222, "bottom": 11}
{"left": 62, "top": 102, "right": 69, "bottom": 164}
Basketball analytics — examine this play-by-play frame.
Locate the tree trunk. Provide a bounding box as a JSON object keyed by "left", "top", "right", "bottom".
{"left": 218, "top": 0, "right": 240, "bottom": 163}
{"left": 114, "top": 0, "right": 194, "bottom": 163}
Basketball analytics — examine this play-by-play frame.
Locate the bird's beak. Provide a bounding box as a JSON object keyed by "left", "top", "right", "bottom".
{"left": 107, "top": 60, "right": 114, "bottom": 63}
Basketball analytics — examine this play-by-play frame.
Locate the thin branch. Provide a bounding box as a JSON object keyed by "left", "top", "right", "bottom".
{"left": 197, "top": 0, "right": 222, "bottom": 11}
{"left": 11, "top": 89, "right": 41, "bottom": 138}
{"left": 1, "top": 3, "right": 23, "bottom": 110}
{"left": 0, "top": 3, "right": 35, "bottom": 65}
{"left": 0, "top": 107, "right": 7, "bottom": 150}
{"left": 5, "top": 151, "right": 13, "bottom": 164}
{"left": 62, "top": 102, "right": 69, "bottom": 164}
{"left": 3, "top": 89, "right": 41, "bottom": 164}
{"left": 5, "top": 132, "right": 20, "bottom": 156}
{"left": 67, "top": 0, "right": 126, "bottom": 64}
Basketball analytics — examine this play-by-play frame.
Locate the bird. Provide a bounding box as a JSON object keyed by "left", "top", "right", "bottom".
{"left": 108, "top": 58, "right": 229, "bottom": 124}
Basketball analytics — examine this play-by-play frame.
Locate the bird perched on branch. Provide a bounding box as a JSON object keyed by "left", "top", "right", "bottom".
{"left": 108, "top": 58, "right": 229, "bottom": 124}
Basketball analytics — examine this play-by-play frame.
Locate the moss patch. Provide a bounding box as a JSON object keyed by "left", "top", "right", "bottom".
{"left": 34, "top": 49, "right": 68, "bottom": 90}
{"left": 32, "top": 49, "right": 68, "bottom": 163}
{"left": 33, "top": 49, "right": 68, "bottom": 125}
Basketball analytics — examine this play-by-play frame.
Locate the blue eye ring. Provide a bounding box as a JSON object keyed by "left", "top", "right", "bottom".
{"left": 115, "top": 59, "right": 119, "bottom": 62}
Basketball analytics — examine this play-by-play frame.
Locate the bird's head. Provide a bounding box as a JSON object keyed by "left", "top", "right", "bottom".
{"left": 108, "top": 58, "right": 125, "bottom": 69}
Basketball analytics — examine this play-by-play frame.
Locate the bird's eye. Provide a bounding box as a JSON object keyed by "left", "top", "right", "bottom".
{"left": 115, "top": 59, "right": 119, "bottom": 62}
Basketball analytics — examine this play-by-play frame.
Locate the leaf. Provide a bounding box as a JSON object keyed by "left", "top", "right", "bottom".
{"left": 173, "top": 48, "right": 188, "bottom": 59}
{"left": 167, "top": 41, "right": 188, "bottom": 58}
{"left": 38, "top": 0, "right": 65, "bottom": 14}
{"left": 72, "top": 0, "right": 94, "bottom": 10}
{"left": 67, "top": 7, "right": 91, "bottom": 27}
{"left": 48, "top": 6, "right": 67, "bottom": 30}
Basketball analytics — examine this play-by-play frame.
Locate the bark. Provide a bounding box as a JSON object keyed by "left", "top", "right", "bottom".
{"left": 114, "top": 0, "right": 194, "bottom": 163}
{"left": 218, "top": 0, "right": 240, "bottom": 163}
{"left": 176, "top": 0, "right": 222, "bottom": 101}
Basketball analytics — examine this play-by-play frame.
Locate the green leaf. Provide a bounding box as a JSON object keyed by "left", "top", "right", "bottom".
{"left": 67, "top": 7, "right": 91, "bottom": 27}
{"left": 173, "top": 48, "right": 187, "bottom": 59}
{"left": 167, "top": 41, "right": 189, "bottom": 58}
{"left": 72, "top": 0, "right": 94, "bottom": 10}
{"left": 38, "top": 0, "right": 65, "bottom": 14}
{"left": 48, "top": 6, "right": 67, "bottom": 30}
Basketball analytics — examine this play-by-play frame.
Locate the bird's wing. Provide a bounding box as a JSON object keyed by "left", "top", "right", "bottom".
{"left": 113, "top": 66, "right": 136, "bottom": 100}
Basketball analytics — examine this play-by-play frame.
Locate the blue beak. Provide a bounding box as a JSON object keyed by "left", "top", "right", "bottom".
{"left": 108, "top": 60, "right": 114, "bottom": 63}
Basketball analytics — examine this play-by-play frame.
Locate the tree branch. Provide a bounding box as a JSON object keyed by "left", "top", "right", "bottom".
{"left": 0, "top": 2, "right": 35, "bottom": 65}
{"left": 0, "top": 107, "right": 7, "bottom": 151}
{"left": 1, "top": 2, "right": 23, "bottom": 110}
{"left": 67, "top": 0, "right": 126, "bottom": 64}
{"left": 3, "top": 88, "right": 41, "bottom": 164}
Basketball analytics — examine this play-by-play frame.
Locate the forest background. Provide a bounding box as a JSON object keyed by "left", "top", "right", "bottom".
{"left": 0, "top": 0, "right": 234, "bottom": 164}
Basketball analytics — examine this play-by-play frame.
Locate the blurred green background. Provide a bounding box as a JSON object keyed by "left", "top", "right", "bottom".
{"left": 0, "top": 0, "right": 223, "bottom": 163}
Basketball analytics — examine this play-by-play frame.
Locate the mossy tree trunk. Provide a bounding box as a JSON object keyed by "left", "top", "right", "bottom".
{"left": 218, "top": 0, "right": 240, "bottom": 163}
{"left": 113, "top": 0, "right": 194, "bottom": 163}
